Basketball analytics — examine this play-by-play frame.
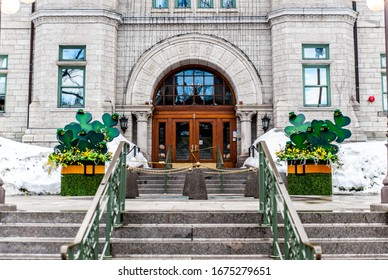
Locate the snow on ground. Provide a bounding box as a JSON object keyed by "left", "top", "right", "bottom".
{"left": 0, "top": 129, "right": 386, "bottom": 195}
{"left": 244, "top": 128, "right": 387, "bottom": 195}
{"left": 0, "top": 135, "right": 147, "bottom": 195}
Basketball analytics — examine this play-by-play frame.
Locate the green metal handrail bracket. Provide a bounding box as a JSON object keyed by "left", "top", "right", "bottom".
{"left": 61, "top": 141, "right": 128, "bottom": 260}
{"left": 164, "top": 144, "right": 172, "bottom": 193}
{"left": 216, "top": 144, "right": 224, "bottom": 192}
{"left": 258, "top": 140, "right": 322, "bottom": 260}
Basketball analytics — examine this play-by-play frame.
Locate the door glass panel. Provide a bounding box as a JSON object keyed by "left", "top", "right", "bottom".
{"left": 223, "top": 122, "right": 231, "bottom": 159}
{"left": 158, "top": 123, "right": 166, "bottom": 161}
{"left": 176, "top": 122, "right": 190, "bottom": 160}
{"left": 199, "top": 122, "right": 213, "bottom": 160}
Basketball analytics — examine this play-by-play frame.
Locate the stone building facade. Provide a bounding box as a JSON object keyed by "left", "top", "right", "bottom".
{"left": 0, "top": 0, "right": 386, "bottom": 166}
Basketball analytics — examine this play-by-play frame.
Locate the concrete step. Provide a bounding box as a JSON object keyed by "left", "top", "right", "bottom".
{"left": 122, "top": 211, "right": 261, "bottom": 224}
{"left": 309, "top": 238, "right": 388, "bottom": 255}
{"left": 0, "top": 223, "right": 81, "bottom": 237}
{"left": 0, "top": 253, "right": 62, "bottom": 260}
{"left": 112, "top": 254, "right": 272, "bottom": 260}
{"left": 298, "top": 212, "right": 388, "bottom": 224}
{"left": 110, "top": 238, "right": 272, "bottom": 256}
{"left": 0, "top": 211, "right": 86, "bottom": 223}
{"left": 113, "top": 224, "right": 271, "bottom": 239}
{"left": 0, "top": 237, "right": 74, "bottom": 254}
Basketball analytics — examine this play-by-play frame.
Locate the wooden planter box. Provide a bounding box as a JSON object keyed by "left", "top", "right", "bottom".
{"left": 61, "top": 163, "right": 105, "bottom": 196}
{"left": 287, "top": 161, "right": 332, "bottom": 195}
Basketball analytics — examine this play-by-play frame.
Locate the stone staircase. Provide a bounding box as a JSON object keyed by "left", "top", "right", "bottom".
{"left": 108, "top": 211, "right": 388, "bottom": 260}
{"left": 110, "top": 210, "right": 273, "bottom": 259}
{"left": 1, "top": 208, "right": 388, "bottom": 259}
{"left": 137, "top": 168, "right": 248, "bottom": 196}
{"left": 0, "top": 211, "right": 85, "bottom": 260}
{"left": 299, "top": 211, "right": 388, "bottom": 260}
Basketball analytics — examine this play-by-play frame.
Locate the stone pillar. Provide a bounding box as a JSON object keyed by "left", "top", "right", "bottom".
{"left": 236, "top": 110, "right": 255, "bottom": 157}
{"left": 133, "top": 107, "right": 153, "bottom": 156}
{"left": 0, "top": 178, "right": 17, "bottom": 211}
{"left": 0, "top": 178, "right": 5, "bottom": 204}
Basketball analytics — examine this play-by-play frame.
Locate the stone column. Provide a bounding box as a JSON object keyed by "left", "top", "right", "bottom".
{"left": 133, "top": 107, "right": 153, "bottom": 156}
{"left": 0, "top": 178, "right": 17, "bottom": 211}
{"left": 236, "top": 110, "right": 256, "bottom": 157}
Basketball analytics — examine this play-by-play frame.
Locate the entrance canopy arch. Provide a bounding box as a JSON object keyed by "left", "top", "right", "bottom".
{"left": 126, "top": 33, "right": 263, "bottom": 106}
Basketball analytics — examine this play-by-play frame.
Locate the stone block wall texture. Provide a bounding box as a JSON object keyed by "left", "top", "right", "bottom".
{"left": 0, "top": 0, "right": 386, "bottom": 147}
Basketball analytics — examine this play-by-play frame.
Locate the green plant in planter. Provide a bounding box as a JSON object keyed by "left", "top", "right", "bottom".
{"left": 276, "top": 109, "right": 352, "bottom": 195}
{"left": 47, "top": 110, "right": 120, "bottom": 196}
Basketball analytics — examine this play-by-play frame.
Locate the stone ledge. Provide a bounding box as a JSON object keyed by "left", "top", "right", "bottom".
{"left": 370, "top": 203, "right": 388, "bottom": 212}
{"left": 0, "top": 204, "right": 17, "bottom": 211}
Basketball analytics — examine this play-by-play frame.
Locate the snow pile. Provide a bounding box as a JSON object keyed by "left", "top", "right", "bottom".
{"left": 244, "top": 128, "right": 386, "bottom": 194}
{"left": 0, "top": 135, "right": 146, "bottom": 195}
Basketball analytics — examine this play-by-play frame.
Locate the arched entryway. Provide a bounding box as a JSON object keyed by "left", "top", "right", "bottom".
{"left": 152, "top": 66, "right": 237, "bottom": 167}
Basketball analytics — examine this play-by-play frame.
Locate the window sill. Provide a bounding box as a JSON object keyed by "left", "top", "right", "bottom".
{"left": 56, "top": 61, "right": 87, "bottom": 67}
{"left": 0, "top": 112, "right": 10, "bottom": 117}
{"left": 50, "top": 108, "right": 84, "bottom": 112}
{"left": 174, "top": 8, "right": 193, "bottom": 13}
{"left": 298, "top": 107, "right": 333, "bottom": 111}
{"left": 0, "top": 70, "right": 8, "bottom": 74}
{"left": 151, "top": 8, "right": 169, "bottom": 13}
{"left": 219, "top": 8, "right": 239, "bottom": 13}
{"left": 300, "top": 59, "right": 332, "bottom": 65}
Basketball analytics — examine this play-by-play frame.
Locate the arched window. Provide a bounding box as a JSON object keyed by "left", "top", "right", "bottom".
{"left": 154, "top": 68, "right": 234, "bottom": 106}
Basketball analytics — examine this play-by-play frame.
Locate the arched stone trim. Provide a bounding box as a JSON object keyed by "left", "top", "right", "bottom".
{"left": 125, "top": 33, "right": 263, "bottom": 106}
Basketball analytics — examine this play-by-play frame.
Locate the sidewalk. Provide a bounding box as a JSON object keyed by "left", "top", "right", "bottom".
{"left": 2, "top": 194, "right": 382, "bottom": 212}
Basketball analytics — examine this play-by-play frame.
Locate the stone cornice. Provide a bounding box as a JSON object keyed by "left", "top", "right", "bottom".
{"left": 31, "top": 9, "right": 123, "bottom": 28}
{"left": 123, "top": 16, "right": 267, "bottom": 25}
{"left": 267, "top": 7, "right": 358, "bottom": 26}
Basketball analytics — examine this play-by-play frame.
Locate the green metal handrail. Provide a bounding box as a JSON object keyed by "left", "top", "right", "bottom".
{"left": 216, "top": 144, "right": 224, "bottom": 192}
{"left": 164, "top": 144, "right": 172, "bottom": 193}
{"left": 258, "top": 140, "right": 322, "bottom": 260}
{"left": 60, "top": 141, "right": 128, "bottom": 260}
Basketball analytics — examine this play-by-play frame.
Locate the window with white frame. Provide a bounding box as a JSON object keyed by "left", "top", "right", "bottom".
{"left": 58, "top": 46, "right": 86, "bottom": 108}
{"left": 221, "top": 0, "right": 235, "bottom": 8}
{"left": 0, "top": 55, "right": 8, "bottom": 112}
{"left": 176, "top": 0, "right": 191, "bottom": 8}
{"left": 153, "top": 0, "right": 168, "bottom": 8}
{"left": 381, "top": 54, "right": 387, "bottom": 111}
{"left": 302, "top": 45, "right": 331, "bottom": 107}
{"left": 198, "top": 0, "right": 213, "bottom": 8}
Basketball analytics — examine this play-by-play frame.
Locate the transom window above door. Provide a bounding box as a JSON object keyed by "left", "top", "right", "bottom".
{"left": 154, "top": 67, "right": 234, "bottom": 106}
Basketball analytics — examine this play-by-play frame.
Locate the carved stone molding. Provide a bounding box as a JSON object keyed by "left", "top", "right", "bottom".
{"left": 267, "top": 8, "right": 358, "bottom": 27}
{"left": 31, "top": 9, "right": 122, "bottom": 28}
{"left": 126, "top": 33, "right": 263, "bottom": 106}
{"left": 132, "top": 106, "right": 154, "bottom": 122}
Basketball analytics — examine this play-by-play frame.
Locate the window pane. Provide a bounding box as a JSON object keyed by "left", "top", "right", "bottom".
{"left": 382, "top": 54, "right": 386, "bottom": 69}
{"left": 158, "top": 123, "right": 166, "bottom": 161}
{"left": 304, "top": 68, "right": 327, "bottom": 86}
{"left": 0, "top": 56, "right": 8, "bottom": 69}
{"left": 154, "top": 0, "right": 168, "bottom": 8}
{"left": 61, "top": 47, "right": 85, "bottom": 60}
{"left": 0, "top": 75, "right": 5, "bottom": 112}
{"left": 176, "top": 122, "right": 190, "bottom": 160}
{"left": 0, "top": 76, "right": 6, "bottom": 94}
{"left": 305, "top": 87, "right": 328, "bottom": 106}
{"left": 199, "top": 122, "right": 213, "bottom": 160}
{"left": 61, "top": 68, "right": 84, "bottom": 87}
{"left": 60, "top": 88, "right": 84, "bottom": 107}
{"left": 303, "top": 46, "right": 328, "bottom": 59}
{"left": 383, "top": 74, "right": 387, "bottom": 111}
{"left": 177, "top": 0, "right": 190, "bottom": 8}
{"left": 199, "top": 0, "right": 212, "bottom": 8}
{"left": 222, "top": 0, "right": 235, "bottom": 8}
{"left": 223, "top": 122, "right": 231, "bottom": 159}
{"left": 154, "top": 67, "right": 234, "bottom": 106}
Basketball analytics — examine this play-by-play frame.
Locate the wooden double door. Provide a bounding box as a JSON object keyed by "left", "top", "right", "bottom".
{"left": 152, "top": 108, "right": 237, "bottom": 168}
